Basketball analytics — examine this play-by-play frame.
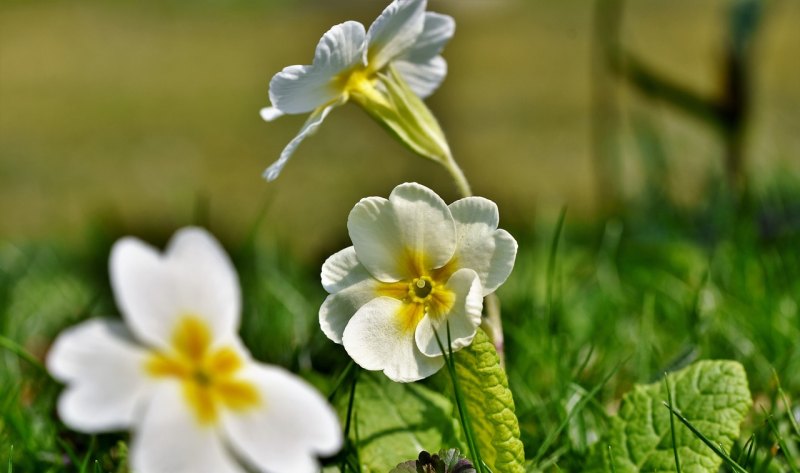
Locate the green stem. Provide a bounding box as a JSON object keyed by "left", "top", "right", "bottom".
{"left": 443, "top": 154, "right": 472, "bottom": 198}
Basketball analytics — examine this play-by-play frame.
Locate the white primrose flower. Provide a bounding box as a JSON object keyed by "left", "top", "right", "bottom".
{"left": 319, "top": 183, "right": 518, "bottom": 382}
{"left": 47, "top": 227, "right": 342, "bottom": 473}
{"left": 260, "top": 0, "right": 455, "bottom": 181}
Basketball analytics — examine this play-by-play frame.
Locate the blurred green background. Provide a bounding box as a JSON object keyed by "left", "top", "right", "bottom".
{"left": 2, "top": 0, "right": 799, "bottom": 259}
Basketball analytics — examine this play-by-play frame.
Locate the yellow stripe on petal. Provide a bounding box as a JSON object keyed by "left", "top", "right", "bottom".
{"left": 428, "top": 286, "right": 456, "bottom": 320}
{"left": 206, "top": 347, "right": 243, "bottom": 377}
{"left": 216, "top": 379, "right": 261, "bottom": 412}
{"left": 396, "top": 302, "right": 426, "bottom": 334}
{"left": 376, "top": 281, "right": 408, "bottom": 300}
{"left": 184, "top": 381, "right": 218, "bottom": 425}
{"left": 145, "top": 354, "right": 192, "bottom": 379}
{"left": 172, "top": 316, "right": 212, "bottom": 362}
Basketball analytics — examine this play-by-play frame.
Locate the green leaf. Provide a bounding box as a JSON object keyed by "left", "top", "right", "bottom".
{"left": 454, "top": 329, "right": 525, "bottom": 473}
{"left": 586, "top": 360, "right": 752, "bottom": 472}
{"left": 341, "top": 372, "right": 461, "bottom": 473}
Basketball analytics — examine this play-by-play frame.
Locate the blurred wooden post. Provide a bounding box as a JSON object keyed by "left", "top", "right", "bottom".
{"left": 605, "top": 0, "right": 763, "bottom": 199}
{"left": 591, "top": 0, "right": 625, "bottom": 215}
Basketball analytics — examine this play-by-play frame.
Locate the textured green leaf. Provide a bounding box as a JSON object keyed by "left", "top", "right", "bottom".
{"left": 454, "top": 328, "right": 525, "bottom": 473}
{"left": 341, "top": 372, "right": 461, "bottom": 473}
{"left": 586, "top": 360, "right": 752, "bottom": 472}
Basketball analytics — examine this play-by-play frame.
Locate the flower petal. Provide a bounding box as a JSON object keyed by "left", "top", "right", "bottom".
{"left": 347, "top": 183, "right": 455, "bottom": 282}
{"left": 321, "top": 246, "right": 366, "bottom": 293}
{"left": 449, "top": 197, "right": 518, "bottom": 295}
{"left": 259, "top": 106, "right": 284, "bottom": 122}
{"left": 110, "top": 227, "right": 240, "bottom": 350}
{"left": 394, "top": 55, "right": 447, "bottom": 98}
{"left": 269, "top": 21, "right": 366, "bottom": 114}
{"left": 263, "top": 99, "right": 342, "bottom": 181}
{"left": 388, "top": 182, "right": 456, "bottom": 270}
{"left": 320, "top": 247, "right": 379, "bottom": 343}
{"left": 415, "top": 268, "right": 483, "bottom": 357}
{"left": 366, "top": 0, "right": 427, "bottom": 71}
{"left": 404, "top": 12, "right": 455, "bottom": 64}
{"left": 342, "top": 297, "right": 445, "bottom": 382}
{"left": 131, "top": 384, "right": 245, "bottom": 473}
{"left": 222, "top": 364, "right": 342, "bottom": 473}
{"left": 46, "top": 318, "right": 151, "bottom": 433}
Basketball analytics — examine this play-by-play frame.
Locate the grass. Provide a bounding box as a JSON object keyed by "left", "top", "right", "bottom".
{"left": 1, "top": 179, "right": 798, "bottom": 471}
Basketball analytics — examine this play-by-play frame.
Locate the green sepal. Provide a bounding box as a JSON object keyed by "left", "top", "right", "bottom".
{"left": 351, "top": 65, "right": 452, "bottom": 165}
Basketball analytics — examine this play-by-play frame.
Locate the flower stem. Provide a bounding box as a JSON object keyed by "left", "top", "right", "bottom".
{"left": 443, "top": 154, "right": 473, "bottom": 198}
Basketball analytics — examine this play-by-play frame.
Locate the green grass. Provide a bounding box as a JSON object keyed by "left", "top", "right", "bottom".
{"left": 1, "top": 182, "right": 798, "bottom": 471}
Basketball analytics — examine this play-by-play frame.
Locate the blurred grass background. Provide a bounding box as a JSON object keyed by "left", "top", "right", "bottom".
{"left": 2, "top": 0, "right": 799, "bottom": 259}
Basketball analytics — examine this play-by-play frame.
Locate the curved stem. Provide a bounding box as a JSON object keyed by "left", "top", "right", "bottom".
{"left": 444, "top": 155, "right": 473, "bottom": 198}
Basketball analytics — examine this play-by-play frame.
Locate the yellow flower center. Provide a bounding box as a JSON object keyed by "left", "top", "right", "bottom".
{"left": 335, "top": 66, "right": 390, "bottom": 108}
{"left": 376, "top": 251, "right": 460, "bottom": 334}
{"left": 144, "top": 317, "right": 260, "bottom": 426}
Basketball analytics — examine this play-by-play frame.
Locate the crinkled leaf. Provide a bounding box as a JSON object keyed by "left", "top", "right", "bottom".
{"left": 586, "top": 360, "right": 751, "bottom": 472}
{"left": 341, "top": 372, "right": 460, "bottom": 473}
{"left": 454, "top": 328, "right": 525, "bottom": 473}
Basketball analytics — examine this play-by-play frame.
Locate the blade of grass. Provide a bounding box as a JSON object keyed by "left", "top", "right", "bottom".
{"left": 664, "top": 375, "right": 682, "bottom": 473}
{"left": 760, "top": 405, "right": 799, "bottom": 473}
{"left": 608, "top": 444, "right": 617, "bottom": 473}
{"left": 736, "top": 434, "right": 755, "bottom": 468}
{"left": 0, "top": 335, "right": 48, "bottom": 375}
{"left": 327, "top": 360, "right": 355, "bottom": 401}
{"left": 774, "top": 369, "right": 800, "bottom": 440}
{"left": 432, "top": 324, "right": 484, "bottom": 473}
{"left": 531, "top": 358, "right": 624, "bottom": 466}
{"left": 340, "top": 367, "right": 360, "bottom": 473}
{"left": 662, "top": 402, "right": 748, "bottom": 473}
{"left": 545, "top": 207, "right": 568, "bottom": 336}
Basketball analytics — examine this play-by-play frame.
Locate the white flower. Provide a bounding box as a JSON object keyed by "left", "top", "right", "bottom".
{"left": 47, "top": 227, "right": 342, "bottom": 473}
{"left": 319, "top": 183, "right": 517, "bottom": 382}
{"left": 260, "top": 0, "right": 455, "bottom": 181}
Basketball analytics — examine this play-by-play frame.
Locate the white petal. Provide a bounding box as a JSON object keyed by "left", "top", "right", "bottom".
{"left": 388, "top": 182, "right": 456, "bottom": 270}
{"left": 347, "top": 183, "right": 456, "bottom": 282}
{"left": 268, "top": 21, "right": 365, "bottom": 114}
{"left": 450, "top": 197, "right": 518, "bottom": 295}
{"left": 131, "top": 384, "right": 245, "bottom": 473}
{"left": 346, "top": 196, "right": 403, "bottom": 282}
{"left": 263, "top": 100, "right": 341, "bottom": 181}
{"left": 321, "top": 246, "right": 366, "bottom": 293}
{"left": 223, "top": 364, "right": 342, "bottom": 473}
{"left": 320, "top": 247, "right": 379, "bottom": 343}
{"left": 404, "top": 12, "right": 455, "bottom": 64}
{"left": 394, "top": 56, "right": 447, "bottom": 98}
{"left": 415, "top": 268, "right": 483, "bottom": 357}
{"left": 319, "top": 280, "right": 377, "bottom": 344}
{"left": 259, "top": 106, "right": 284, "bottom": 122}
{"left": 46, "top": 318, "right": 151, "bottom": 433}
{"left": 342, "top": 297, "right": 445, "bottom": 382}
{"left": 366, "top": 0, "right": 427, "bottom": 71}
{"left": 110, "top": 227, "right": 240, "bottom": 350}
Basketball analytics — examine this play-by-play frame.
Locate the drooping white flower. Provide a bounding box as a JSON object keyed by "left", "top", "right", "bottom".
{"left": 319, "top": 183, "right": 518, "bottom": 382}
{"left": 260, "top": 0, "right": 455, "bottom": 181}
{"left": 47, "top": 227, "right": 342, "bottom": 473}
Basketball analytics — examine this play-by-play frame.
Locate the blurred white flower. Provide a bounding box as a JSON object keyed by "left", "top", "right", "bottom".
{"left": 319, "top": 183, "right": 517, "bottom": 382}
{"left": 47, "top": 227, "right": 341, "bottom": 473}
{"left": 260, "top": 0, "right": 455, "bottom": 181}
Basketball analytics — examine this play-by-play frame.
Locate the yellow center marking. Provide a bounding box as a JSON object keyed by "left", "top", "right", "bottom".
{"left": 145, "top": 317, "right": 259, "bottom": 425}
{"left": 374, "top": 250, "right": 459, "bottom": 334}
